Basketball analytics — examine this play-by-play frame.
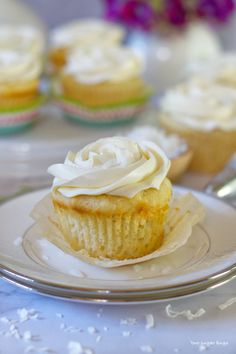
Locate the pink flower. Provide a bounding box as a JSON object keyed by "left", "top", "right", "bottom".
{"left": 120, "top": 0, "right": 155, "bottom": 30}
{"left": 164, "top": 0, "right": 187, "bottom": 26}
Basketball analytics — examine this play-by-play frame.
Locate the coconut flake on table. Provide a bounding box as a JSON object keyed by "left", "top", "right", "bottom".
{"left": 126, "top": 125, "right": 187, "bottom": 159}
{"left": 218, "top": 297, "right": 236, "bottom": 310}
{"left": 165, "top": 304, "right": 206, "bottom": 320}
{"left": 145, "top": 314, "right": 155, "bottom": 330}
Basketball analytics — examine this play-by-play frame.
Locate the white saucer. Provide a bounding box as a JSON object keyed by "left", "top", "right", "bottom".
{"left": 0, "top": 187, "right": 236, "bottom": 304}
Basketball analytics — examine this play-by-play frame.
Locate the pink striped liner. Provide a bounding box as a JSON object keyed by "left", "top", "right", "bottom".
{"left": 56, "top": 99, "right": 145, "bottom": 122}
{"left": 0, "top": 110, "right": 39, "bottom": 127}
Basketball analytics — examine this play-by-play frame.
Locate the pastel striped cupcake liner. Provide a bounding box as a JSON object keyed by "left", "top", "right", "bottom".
{"left": 55, "top": 98, "right": 145, "bottom": 125}
{"left": 0, "top": 108, "right": 41, "bottom": 134}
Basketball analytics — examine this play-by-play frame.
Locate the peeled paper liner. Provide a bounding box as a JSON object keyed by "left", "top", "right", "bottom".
{"left": 31, "top": 192, "right": 205, "bottom": 268}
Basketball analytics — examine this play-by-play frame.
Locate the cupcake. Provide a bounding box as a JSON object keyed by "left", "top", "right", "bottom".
{"left": 159, "top": 78, "right": 236, "bottom": 173}
{"left": 0, "top": 25, "right": 45, "bottom": 134}
{"left": 47, "top": 137, "right": 172, "bottom": 260}
{"left": 127, "top": 125, "right": 193, "bottom": 181}
{"left": 54, "top": 46, "right": 151, "bottom": 126}
{"left": 49, "top": 19, "right": 125, "bottom": 71}
{"left": 0, "top": 48, "right": 44, "bottom": 134}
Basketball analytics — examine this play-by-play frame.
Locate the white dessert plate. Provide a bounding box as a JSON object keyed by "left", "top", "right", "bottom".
{"left": 0, "top": 186, "right": 236, "bottom": 304}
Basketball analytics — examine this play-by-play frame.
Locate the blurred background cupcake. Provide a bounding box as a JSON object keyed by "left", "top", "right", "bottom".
{"left": 158, "top": 78, "right": 236, "bottom": 173}
{"left": 0, "top": 24, "right": 45, "bottom": 134}
{"left": 49, "top": 19, "right": 125, "bottom": 72}
{"left": 127, "top": 125, "right": 193, "bottom": 181}
{"left": 54, "top": 45, "right": 152, "bottom": 126}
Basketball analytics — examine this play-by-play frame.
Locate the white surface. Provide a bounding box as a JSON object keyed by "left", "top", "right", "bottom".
{"left": 0, "top": 176, "right": 236, "bottom": 353}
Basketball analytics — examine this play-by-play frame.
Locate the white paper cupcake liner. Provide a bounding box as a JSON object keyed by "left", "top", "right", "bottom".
{"left": 31, "top": 192, "right": 205, "bottom": 268}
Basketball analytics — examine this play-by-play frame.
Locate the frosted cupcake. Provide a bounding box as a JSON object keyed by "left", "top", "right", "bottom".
{"left": 127, "top": 125, "right": 193, "bottom": 181}
{"left": 0, "top": 49, "right": 43, "bottom": 134}
{"left": 49, "top": 19, "right": 125, "bottom": 71}
{"left": 48, "top": 137, "right": 172, "bottom": 260}
{"left": 159, "top": 79, "right": 236, "bottom": 173}
{"left": 55, "top": 46, "right": 151, "bottom": 126}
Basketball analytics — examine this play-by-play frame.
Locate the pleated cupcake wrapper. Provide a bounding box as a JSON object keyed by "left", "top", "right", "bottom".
{"left": 31, "top": 192, "right": 205, "bottom": 268}
{"left": 0, "top": 109, "right": 40, "bottom": 127}
{"left": 55, "top": 98, "right": 145, "bottom": 122}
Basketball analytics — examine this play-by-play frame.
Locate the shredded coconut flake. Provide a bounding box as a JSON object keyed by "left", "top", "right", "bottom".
{"left": 0, "top": 316, "right": 11, "bottom": 324}
{"left": 17, "top": 308, "right": 39, "bottom": 322}
{"left": 140, "top": 345, "right": 154, "bottom": 353}
{"left": 199, "top": 344, "right": 208, "bottom": 352}
{"left": 145, "top": 314, "right": 154, "bottom": 329}
{"left": 68, "top": 341, "right": 93, "bottom": 354}
{"left": 122, "top": 331, "right": 131, "bottom": 337}
{"left": 120, "top": 317, "right": 137, "bottom": 325}
{"left": 165, "top": 304, "right": 206, "bottom": 320}
{"left": 14, "top": 236, "right": 22, "bottom": 246}
{"left": 218, "top": 297, "right": 236, "bottom": 310}
{"left": 96, "top": 335, "right": 102, "bottom": 343}
{"left": 87, "top": 326, "right": 97, "bottom": 334}
{"left": 4, "top": 324, "right": 21, "bottom": 339}
{"left": 23, "top": 331, "right": 32, "bottom": 342}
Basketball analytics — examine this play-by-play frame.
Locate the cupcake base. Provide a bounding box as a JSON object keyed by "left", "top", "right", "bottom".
{"left": 51, "top": 180, "right": 172, "bottom": 260}
{"left": 55, "top": 97, "right": 146, "bottom": 127}
{"left": 159, "top": 114, "right": 236, "bottom": 174}
{"left": 0, "top": 96, "right": 44, "bottom": 135}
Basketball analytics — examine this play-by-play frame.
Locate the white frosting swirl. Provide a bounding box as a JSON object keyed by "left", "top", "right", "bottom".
{"left": 50, "top": 19, "right": 125, "bottom": 48}
{"left": 0, "top": 25, "right": 44, "bottom": 55}
{"left": 64, "top": 46, "right": 143, "bottom": 84}
{"left": 127, "top": 126, "right": 187, "bottom": 159}
{"left": 0, "top": 49, "right": 42, "bottom": 84}
{"left": 160, "top": 79, "right": 236, "bottom": 131}
{"left": 48, "top": 137, "right": 170, "bottom": 198}
{"left": 188, "top": 53, "right": 236, "bottom": 85}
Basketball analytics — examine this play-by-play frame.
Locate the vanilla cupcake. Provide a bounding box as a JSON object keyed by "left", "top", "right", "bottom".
{"left": 48, "top": 137, "right": 172, "bottom": 260}
{"left": 49, "top": 19, "right": 125, "bottom": 71}
{"left": 0, "top": 48, "right": 44, "bottom": 134}
{"left": 159, "top": 79, "right": 236, "bottom": 173}
{"left": 0, "top": 25, "right": 45, "bottom": 134}
{"left": 55, "top": 46, "right": 151, "bottom": 126}
{"left": 127, "top": 125, "right": 193, "bottom": 181}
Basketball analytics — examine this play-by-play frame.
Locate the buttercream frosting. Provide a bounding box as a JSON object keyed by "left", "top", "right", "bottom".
{"left": 0, "top": 25, "right": 44, "bottom": 55}
{"left": 160, "top": 79, "right": 236, "bottom": 131}
{"left": 127, "top": 125, "right": 187, "bottom": 159}
{"left": 50, "top": 19, "right": 125, "bottom": 48}
{"left": 0, "top": 49, "right": 42, "bottom": 84}
{"left": 48, "top": 137, "right": 170, "bottom": 198}
{"left": 188, "top": 53, "right": 236, "bottom": 85}
{"left": 64, "top": 46, "right": 143, "bottom": 84}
